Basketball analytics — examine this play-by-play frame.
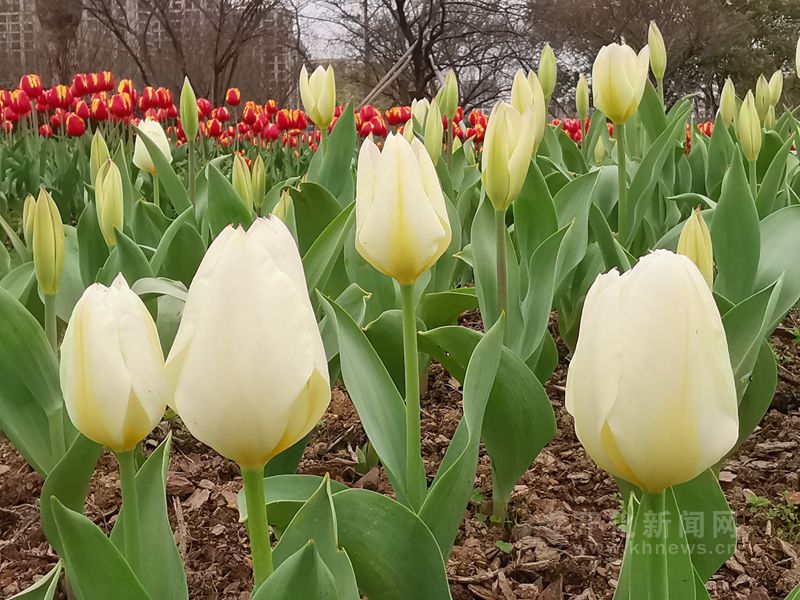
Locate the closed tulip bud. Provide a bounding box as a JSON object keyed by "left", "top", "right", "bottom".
{"left": 232, "top": 154, "right": 254, "bottom": 211}
{"left": 677, "top": 208, "right": 713, "bottom": 287}
{"left": 22, "top": 194, "right": 35, "bottom": 248}
{"left": 538, "top": 43, "right": 557, "bottom": 101}
{"left": 90, "top": 130, "right": 110, "bottom": 187}
{"left": 410, "top": 98, "right": 430, "bottom": 128}
{"left": 60, "top": 275, "right": 166, "bottom": 453}
{"left": 32, "top": 188, "right": 65, "bottom": 296}
{"left": 463, "top": 139, "right": 476, "bottom": 166}
{"left": 576, "top": 74, "right": 590, "bottom": 120}
{"left": 402, "top": 119, "right": 415, "bottom": 143}
{"left": 180, "top": 77, "right": 199, "bottom": 142}
{"left": 737, "top": 91, "right": 762, "bottom": 162}
{"left": 165, "top": 218, "right": 330, "bottom": 468}
{"left": 754, "top": 75, "right": 770, "bottom": 121}
{"left": 95, "top": 160, "right": 124, "bottom": 247}
{"left": 768, "top": 70, "right": 783, "bottom": 107}
{"left": 594, "top": 138, "right": 606, "bottom": 164}
{"left": 566, "top": 250, "right": 738, "bottom": 493}
{"left": 435, "top": 70, "right": 459, "bottom": 120}
{"left": 355, "top": 134, "right": 451, "bottom": 285}
{"left": 251, "top": 155, "right": 266, "bottom": 211}
{"left": 592, "top": 43, "right": 650, "bottom": 124}
{"left": 648, "top": 21, "right": 667, "bottom": 82}
{"left": 482, "top": 102, "right": 537, "bottom": 211}
{"left": 299, "top": 65, "right": 336, "bottom": 129}
{"left": 764, "top": 104, "right": 776, "bottom": 130}
{"left": 272, "top": 189, "right": 292, "bottom": 222}
{"left": 424, "top": 98, "right": 443, "bottom": 164}
{"left": 719, "top": 78, "right": 736, "bottom": 127}
{"left": 509, "top": 71, "right": 546, "bottom": 153}
{"left": 133, "top": 119, "right": 172, "bottom": 176}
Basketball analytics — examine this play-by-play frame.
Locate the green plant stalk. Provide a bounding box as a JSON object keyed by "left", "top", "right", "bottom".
{"left": 401, "top": 283, "right": 425, "bottom": 511}
{"left": 657, "top": 79, "right": 664, "bottom": 106}
{"left": 749, "top": 159, "right": 758, "bottom": 200}
{"left": 616, "top": 122, "right": 629, "bottom": 243}
{"left": 153, "top": 173, "right": 161, "bottom": 207}
{"left": 44, "top": 292, "right": 57, "bottom": 354}
{"left": 187, "top": 139, "right": 196, "bottom": 206}
{"left": 242, "top": 467, "right": 273, "bottom": 590}
{"left": 116, "top": 450, "right": 140, "bottom": 576}
{"left": 495, "top": 209, "right": 508, "bottom": 322}
{"left": 640, "top": 490, "right": 668, "bottom": 599}
{"left": 47, "top": 408, "right": 65, "bottom": 463}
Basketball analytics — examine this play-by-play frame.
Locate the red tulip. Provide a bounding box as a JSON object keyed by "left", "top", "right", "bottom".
{"left": 0, "top": 90, "right": 11, "bottom": 108}
{"left": 98, "top": 71, "right": 115, "bottom": 93}
{"left": 206, "top": 118, "right": 223, "bottom": 137}
{"left": 264, "top": 99, "right": 277, "bottom": 115}
{"left": 225, "top": 87, "right": 241, "bottom": 106}
{"left": 242, "top": 101, "right": 259, "bottom": 125}
{"left": 74, "top": 99, "right": 90, "bottom": 120}
{"left": 45, "top": 85, "right": 73, "bottom": 110}
{"left": 197, "top": 98, "right": 213, "bottom": 118}
{"left": 19, "top": 75, "right": 42, "bottom": 98}
{"left": 65, "top": 113, "right": 86, "bottom": 136}
{"left": 90, "top": 97, "right": 109, "bottom": 121}
{"left": 213, "top": 106, "right": 230, "bottom": 122}
{"left": 117, "top": 79, "right": 137, "bottom": 102}
{"left": 10, "top": 89, "right": 31, "bottom": 115}
{"left": 39, "top": 124, "right": 53, "bottom": 138}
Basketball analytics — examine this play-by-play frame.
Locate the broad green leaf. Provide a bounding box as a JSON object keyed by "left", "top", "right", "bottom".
{"left": 131, "top": 200, "right": 171, "bottom": 248}
{"left": 290, "top": 182, "right": 344, "bottom": 256}
{"left": 705, "top": 116, "right": 734, "bottom": 200}
{"left": 755, "top": 135, "right": 793, "bottom": 217}
{"left": 77, "top": 202, "right": 109, "bottom": 286}
{"left": 0, "top": 211, "right": 28, "bottom": 262}
{"left": 735, "top": 342, "right": 777, "bottom": 453}
{"left": 51, "top": 499, "right": 151, "bottom": 600}
{"left": 755, "top": 205, "right": 800, "bottom": 328}
{"left": 135, "top": 127, "right": 190, "bottom": 214}
{"left": 553, "top": 170, "right": 600, "bottom": 293}
{"left": 303, "top": 203, "right": 354, "bottom": 297}
{"left": 252, "top": 542, "right": 338, "bottom": 600}
{"left": 236, "top": 475, "right": 348, "bottom": 524}
{"left": 55, "top": 227, "right": 86, "bottom": 322}
{"left": 113, "top": 142, "right": 136, "bottom": 224}
{"left": 513, "top": 161, "right": 557, "bottom": 261}
{"left": 589, "top": 203, "right": 631, "bottom": 272}
{"left": 97, "top": 230, "right": 155, "bottom": 288}
{"left": 206, "top": 164, "right": 253, "bottom": 238}
{"left": 307, "top": 102, "right": 356, "bottom": 203}
{"left": 8, "top": 562, "right": 62, "bottom": 600}
{"left": 418, "top": 288, "right": 477, "bottom": 331}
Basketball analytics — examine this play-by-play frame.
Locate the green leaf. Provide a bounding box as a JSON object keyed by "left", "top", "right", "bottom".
{"left": 0, "top": 286, "right": 72, "bottom": 475}
{"left": 419, "top": 325, "right": 555, "bottom": 522}
{"left": 55, "top": 227, "right": 87, "bottom": 322}
{"left": 318, "top": 295, "right": 409, "bottom": 503}
{"left": 755, "top": 135, "right": 793, "bottom": 217}
{"left": 589, "top": 203, "right": 631, "bottom": 272}
{"left": 135, "top": 126, "right": 190, "bottom": 214}
{"left": 131, "top": 200, "right": 171, "bottom": 248}
{"left": 40, "top": 435, "right": 102, "bottom": 556}
{"left": 418, "top": 288, "right": 478, "bottom": 330}
{"left": 113, "top": 142, "right": 136, "bottom": 225}
{"left": 553, "top": 170, "right": 600, "bottom": 294}
{"left": 206, "top": 164, "right": 253, "bottom": 239}
{"left": 755, "top": 205, "right": 800, "bottom": 328}
{"left": 0, "top": 211, "right": 29, "bottom": 262}
{"left": 705, "top": 117, "right": 734, "bottom": 200}
{"left": 303, "top": 203, "right": 354, "bottom": 297}
{"left": 51, "top": 499, "right": 151, "bottom": 600}
{"left": 290, "top": 182, "right": 345, "bottom": 256}
{"left": 273, "top": 477, "right": 359, "bottom": 599}
{"left": 308, "top": 102, "right": 356, "bottom": 203}
{"left": 252, "top": 542, "right": 338, "bottom": 600}
{"left": 110, "top": 435, "right": 188, "bottom": 600}
{"left": 735, "top": 342, "right": 777, "bottom": 453}
{"left": 7, "top": 562, "right": 62, "bottom": 600}
{"left": 237, "top": 474, "right": 349, "bottom": 524}
{"left": 638, "top": 81, "right": 668, "bottom": 142}
{"left": 365, "top": 310, "right": 416, "bottom": 396}
{"left": 710, "top": 149, "right": 760, "bottom": 303}
{"left": 77, "top": 202, "right": 109, "bottom": 286}
{"left": 513, "top": 161, "right": 557, "bottom": 263}
{"left": 97, "top": 230, "right": 155, "bottom": 288}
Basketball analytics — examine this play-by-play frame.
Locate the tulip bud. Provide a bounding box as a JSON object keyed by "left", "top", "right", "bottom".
{"left": 482, "top": 102, "right": 537, "bottom": 211}
{"left": 355, "top": 134, "right": 451, "bottom": 284}
{"left": 768, "top": 70, "right": 783, "bottom": 107}
{"left": 165, "top": 217, "right": 330, "bottom": 469}
{"left": 90, "top": 130, "right": 110, "bottom": 187}
{"left": 509, "top": 70, "right": 547, "bottom": 154}
{"left": 677, "top": 208, "right": 713, "bottom": 287}
{"left": 60, "top": 275, "right": 166, "bottom": 453}
{"left": 576, "top": 74, "right": 590, "bottom": 120}
{"left": 272, "top": 189, "right": 293, "bottom": 222}
{"left": 592, "top": 43, "right": 650, "bottom": 124}
{"left": 538, "top": 43, "right": 557, "bottom": 102}
{"left": 32, "top": 188, "right": 65, "bottom": 296}
{"left": 435, "top": 70, "right": 459, "bottom": 120}
{"left": 463, "top": 139, "right": 476, "bottom": 166}
{"left": 594, "top": 138, "right": 606, "bottom": 164}
{"left": 133, "top": 119, "right": 173, "bottom": 176}
{"left": 180, "top": 77, "right": 199, "bottom": 142}
{"left": 764, "top": 104, "right": 776, "bottom": 130}
{"left": 737, "top": 90, "right": 762, "bottom": 162}
{"left": 232, "top": 154, "right": 254, "bottom": 211}
{"left": 648, "top": 21, "right": 667, "bottom": 82}
{"left": 22, "top": 193, "right": 35, "bottom": 248}
{"left": 566, "top": 250, "right": 738, "bottom": 493}
{"left": 754, "top": 75, "right": 770, "bottom": 121}
{"left": 299, "top": 65, "right": 336, "bottom": 129}
{"left": 719, "top": 78, "right": 736, "bottom": 128}
{"left": 410, "top": 98, "right": 430, "bottom": 128}
{"left": 251, "top": 155, "right": 266, "bottom": 211}
{"left": 402, "top": 119, "right": 415, "bottom": 143}
{"left": 424, "top": 98, "right": 443, "bottom": 164}
{"left": 95, "top": 160, "right": 124, "bottom": 247}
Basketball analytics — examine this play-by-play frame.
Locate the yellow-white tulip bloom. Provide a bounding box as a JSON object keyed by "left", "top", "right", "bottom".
{"left": 32, "top": 188, "right": 65, "bottom": 296}
{"left": 299, "top": 65, "right": 336, "bottom": 129}
{"left": 510, "top": 69, "right": 547, "bottom": 144}
{"left": 648, "top": 21, "right": 667, "bottom": 82}
{"left": 592, "top": 43, "right": 650, "bottom": 124}
{"left": 719, "top": 78, "right": 736, "bottom": 127}
{"left": 737, "top": 91, "right": 762, "bottom": 162}
{"left": 133, "top": 119, "right": 173, "bottom": 176}
{"left": 60, "top": 275, "right": 166, "bottom": 453}
{"left": 677, "top": 208, "right": 713, "bottom": 287}
{"left": 166, "top": 217, "right": 330, "bottom": 469}
{"left": 95, "top": 160, "right": 124, "bottom": 247}
{"left": 411, "top": 98, "right": 430, "bottom": 127}
{"left": 90, "top": 130, "right": 109, "bottom": 186}
{"left": 754, "top": 75, "right": 770, "bottom": 121}
{"left": 435, "top": 70, "right": 459, "bottom": 120}
{"left": 481, "top": 102, "right": 536, "bottom": 211}
{"left": 232, "top": 154, "right": 254, "bottom": 211}
{"left": 355, "top": 134, "right": 451, "bottom": 285}
{"left": 424, "top": 99, "right": 444, "bottom": 164}
{"left": 768, "top": 70, "right": 783, "bottom": 107}
{"left": 22, "top": 193, "right": 35, "bottom": 248}
{"left": 566, "top": 250, "right": 738, "bottom": 493}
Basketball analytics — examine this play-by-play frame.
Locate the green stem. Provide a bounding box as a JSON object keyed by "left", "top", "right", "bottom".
{"left": 749, "top": 159, "right": 758, "bottom": 200}
{"left": 446, "top": 123, "right": 454, "bottom": 168}
{"left": 242, "top": 467, "right": 273, "bottom": 591}
{"left": 641, "top": 490, "right": 668, "bottom": 599}
{"left": 47, "top": 409, "right": 65, "bottom": 463}
{"left": 116, "top": 451, "right": 140, "bottom": 576}
{"left": 401, "top": 283, "right": 425, "bottom": 511}
{"left": 153, "top": 173, "right": 160, "bottom": 206}
{"left": 657, "top": 79, "right": 664, "bottom": 106}
{"left": 495, "top": 209, "right": 507, "bottom": 322}
{"left": 616, "top": 122, "right": 628, "bottom": 243}
{"left": 188, "top": 140, "right": 196, "bottom": 206}
{"left": 44, "top": 293, "right": 57, "bottom": 354}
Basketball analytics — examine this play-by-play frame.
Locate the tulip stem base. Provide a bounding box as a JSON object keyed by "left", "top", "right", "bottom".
{"left": 188, "top": 140, "right": 196, "bottom": 206}
{"left": 495, "top": 209, "right": 508, "bottom": 323}
{"left": 615, "top": 122, "right": 628, "bottom": 245}
{"left": 242, "top": 467, "right": 273, "bottom": 591}
{"left": 44, "top": 293, "right": 57, "bottom": 354}
{"left": 401, "top": 283, "right": 425, "bottom": 511}
{"left": 116, "top": 450, "right": 140, "bottom": 577}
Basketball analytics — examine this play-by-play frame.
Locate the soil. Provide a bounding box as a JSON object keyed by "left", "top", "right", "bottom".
{"left": 2, "top": 311, "right": 800, "bottom": 600}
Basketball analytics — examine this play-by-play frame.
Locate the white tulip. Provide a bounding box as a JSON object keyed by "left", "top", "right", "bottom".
{"left": 355, "top": 133, "right": 451, "bottom": 285}
{"left": 133, "top": 119, "right": 173, "bottom": 176}
{"left": 592, "top": 43, "right": 650, "bottom": 124}
{"left": 299, "top": 65, "right": 336, "bottom": 129}
{"left": 166, "top": 217, "right": 330, "bottom": 469}
{"left": 566, "top": 250, "right": 738, "bottom": 493}
{"left": 60, "top": 275, "right": 166, "bottom": 453}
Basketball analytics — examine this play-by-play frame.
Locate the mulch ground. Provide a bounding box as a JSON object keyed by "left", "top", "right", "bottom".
{"left": 2, "top": 311, "right": 800, "bottom": 599}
